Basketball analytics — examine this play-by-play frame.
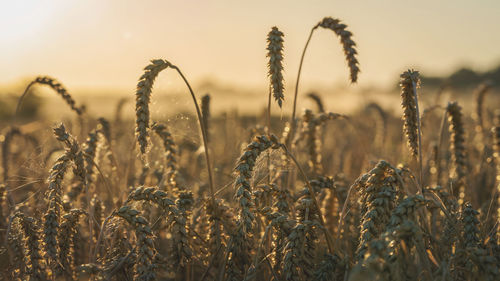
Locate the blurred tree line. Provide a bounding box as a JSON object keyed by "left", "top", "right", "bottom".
{"left": 420, "top": 64, "right": 500, "bottom": 92}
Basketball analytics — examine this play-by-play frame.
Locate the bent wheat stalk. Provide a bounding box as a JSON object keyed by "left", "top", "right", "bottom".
{"left": 134, "top": 59, "right": 216, "bottom": 204}
{"left": 16, "top": 76, "right": 85, "bottom": 116}
{"left": 290, "top": 16, "right": 359, "bottom": 146}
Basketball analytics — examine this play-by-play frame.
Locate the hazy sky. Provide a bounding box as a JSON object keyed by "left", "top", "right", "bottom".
{"left": 1, "top": 0, "right": 500, "bottom": 91}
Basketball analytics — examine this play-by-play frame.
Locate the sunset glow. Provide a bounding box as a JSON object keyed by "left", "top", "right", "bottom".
{"left": 1, "top": 0, "right": 499, "bottom": 90}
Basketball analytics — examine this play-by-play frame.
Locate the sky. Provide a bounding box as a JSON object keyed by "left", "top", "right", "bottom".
{"left": 1, "top": 0, "right": 500, "bottom": 92}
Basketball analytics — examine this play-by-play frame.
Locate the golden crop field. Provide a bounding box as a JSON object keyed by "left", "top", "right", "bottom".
{"left": 0, "top": 4, "right": 499, "bottom": 281}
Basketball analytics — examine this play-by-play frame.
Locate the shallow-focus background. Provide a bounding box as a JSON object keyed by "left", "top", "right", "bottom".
{"left": 1, "top": 0, "right": 500, "bottom": 118}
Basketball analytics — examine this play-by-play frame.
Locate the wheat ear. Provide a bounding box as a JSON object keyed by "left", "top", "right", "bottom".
{"left": 151, "top": 122, "right": 179, "bottom": 189}
{"left": 400, "top": 70, "right": 420, "bottom": 156}
{"left": 57, "top": 209, "right": 86, "bottom": 281}
{"left": 283, "top": 223, "right": 307, "bottom": 281}
{"left": 6, "top": 218, "right": 26, "bottom": 279}
{"left": 135, "top": 59, "right": 172, "bottom": 154}
{"left": 400, "top": 69, "right": 424, "bottom": 190}
{"left": 16, "top": 76, "right": 84, "bottom": 116}
{"left": 267, "top": 26, "right": 285, "bottom": 109}
{"left": 312, "top": 254, "right": 343, "bottom": 281}
{"left": 43, "top": 146, "right": 72, "bottom": 270}
{"left": 446, "top": 102, "right": 467, "bottom": 203}
{"left": 356, "top": 160, "right": 398, "bottom": 260}
{"left": 13, "top": 212, "right": 49, "bottom": 281}
{"left": 201, "top": 94, "right": 211, "bottom": 143}
{"left": 170, "top": 191, "right": 194, "bottom": 276}
{"left": 114, "top": 205, "right": 157, "bottom": 281}
{"left": 316, "top": 17, "right": 360, "bottom": 82}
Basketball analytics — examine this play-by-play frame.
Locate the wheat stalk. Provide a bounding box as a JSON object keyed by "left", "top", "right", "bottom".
{"left": 134, "top": 59, "right": 217, "bottom": 217}
{"left": 16, "top": 76, "right": 84, "bottom": 116}
{"left": 234, "top": 134, "right": 281, "bottom": 233}
{"left": 289, "top": 16, "right": 359, "bottom": 147}
{"left": 295, "top": 110, "right": 346, "bottom": 175}
{"left": 365, "top": 103, "right": 387, "bottom": 151}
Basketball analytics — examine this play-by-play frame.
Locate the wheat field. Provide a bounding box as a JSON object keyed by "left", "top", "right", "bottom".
{"left": 0, "top": 15, "right": 499, "bottom": 281}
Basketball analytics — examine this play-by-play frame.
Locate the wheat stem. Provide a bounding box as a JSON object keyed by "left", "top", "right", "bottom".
{"left": 170, "top": 65, "right": 216, "bottom": 202}
{"left": 413, "top": 80, "right": 424, "bottom": 193}
{"left": 290, "top": 27, "right": 315, "bottom": 147}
